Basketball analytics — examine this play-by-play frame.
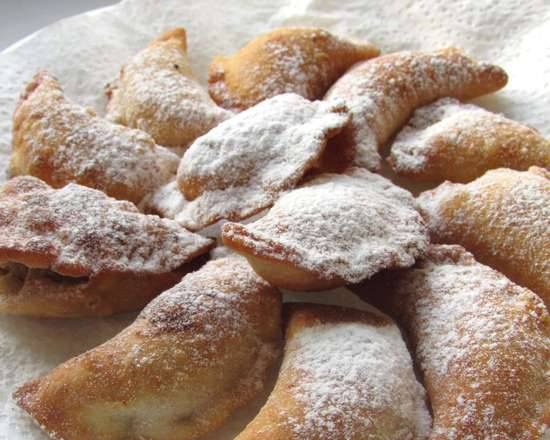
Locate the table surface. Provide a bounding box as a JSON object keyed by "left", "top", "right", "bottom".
{"left": 0, "top": 0, "right": 118, "bottom": 51}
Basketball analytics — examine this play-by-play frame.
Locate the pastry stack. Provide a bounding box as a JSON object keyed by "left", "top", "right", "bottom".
{"left": 1, "top": 26, "right": 548, "bottom": 440}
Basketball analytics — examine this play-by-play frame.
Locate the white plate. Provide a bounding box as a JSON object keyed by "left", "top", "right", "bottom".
{"left": 0, "top": 0, "right": 549, "bottom": 438}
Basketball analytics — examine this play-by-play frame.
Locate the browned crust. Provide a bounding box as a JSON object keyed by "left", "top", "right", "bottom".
{"left": 283, "top": 302, "right": 390, "bottom": 339}
{"left": 11, "top": 71, "right": 179, "bottom": 204}
{"left": 14, "top": 257, "right": 282, "bottom": 439}
{"left": 418, "top": 167, "right": 549, "bottom": 308}
{"left": 153, "top": 27, "right": 187, "bottom": 49}
{"left": 324, "top": 48, "right": 508, "bottom": 171}
{"left": 235, "top": 303, "right": 401, "bottom": 440}
{"left": 388, "top": 104, "right": 550, "bottom": 184}
{"left": 208, "top": 27, "right": 380, "bottom": 111}
{"left": 351, "top": 244, "right": 550, "bottom": 440}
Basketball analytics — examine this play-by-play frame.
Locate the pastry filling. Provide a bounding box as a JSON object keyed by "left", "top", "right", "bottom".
{"left": 0, "top": 262, "right": 89, "bottom": 295}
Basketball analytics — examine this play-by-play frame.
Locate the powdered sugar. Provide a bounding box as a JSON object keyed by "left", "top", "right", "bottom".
{"left": 324, "top": 49, "right": 507, "bottom": 171}
{"left": 142, "top": 256, "right": 279, "bottom": 338}
{"left": 174, "top": 93, "right": 348, "bottom": 229}
{"left": 145, "top": 180, "right": 275, "bottom": 232}
{"left": 389, "top": 97, "right": 550, "bottom": 181}
{"left": 252, "top": 40, "right": 311, "bottom": 96}
{"left": 223, "top": 168, "right": 428, "bottom": 283}
{"left": 12, "top": 72, "right": 179, "bottom": 204}
{"left": 0, "top": 176, "right": 212, "bottom": 277}
{"left": 276, "top": 306, "right": 431, "bottom": 439}
{"left": 378, "top": 245, "right": 549, "bottom": 440}
{"left": 142, "top": 180, "right": 187, "bottom": 219}
{"left": 107, "top": 29, "right": 231, "bottom": 154}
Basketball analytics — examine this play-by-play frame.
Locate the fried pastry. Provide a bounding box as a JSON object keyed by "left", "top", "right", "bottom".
{"left": 0, "top": 176, "right": 212, "bottom": 317}
{"left": 14, "top": 256, "right": 282, "bottom": 440}
{"left": 352, "top": 245, "right": 550, "bottom": 440}
{"left": 11, "top": 71, "right": 179, "bottom": 204}
{"left": 417, "top": 167, "right": 549, "bottom": 307}
{"left": 235, "top": 303, "right": 431, "bottom": 440}
{"left": 222, "top": 168, "right": 428, "bottom": 291}
{"left": 106, "top": 28, "right": 231, "bottom": 154}
{"left": 389, "top": 98, "right": 550, "bottom": 183}
{"left": 208, "top": 27, "right": 379, "bottom": 112}
{"left": 174, "top": 93, "right": 349, "bottom": 230}
{"left": 324, "top": 48, "right": 508, "bottom": 170}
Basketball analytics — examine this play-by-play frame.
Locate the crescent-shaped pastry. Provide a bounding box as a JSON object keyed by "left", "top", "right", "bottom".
{"left": 11, "top": 71, "right": 179, "bottom": 204}
{"left": 324, "top": 48, "right": 508, "bottom": 171}
{"left": 208, "top": 27, "right": 379, "bottom": 112}
{"left": 106, "top": 28, "right": 231, "bottom": 154}
{"left": 352, "top": 245, "right": 550, "bottom": 440}
{"left": 173, "top": 93, "right": 349, "bottom": 230}
{"left": 0, "top": 176, "right": 212, "bottom": 317}
{"left": 14, "top": 256, "right": 282, "bottom": 440}
{"left": 389, "top": 98, "right": 550, "bottom": 183}
{"left": 417, "top": 167, "right": 550, "bottom": 307}
{"left": 235, "top": 303, "right": 431, "bottom": 440}
{"left": 222, "top": 168, "right": 428, "bottom": 291}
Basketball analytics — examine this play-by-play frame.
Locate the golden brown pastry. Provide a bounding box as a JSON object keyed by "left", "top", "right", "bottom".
{"left": 11, "top": 71, "right": 179, "bottom": 204}
{"left": 389, "top": 98, "right": 550, "bottom": 183}
{"left": 172, "top": 93, "right": 348, "bottom": 230}
{"left": 417, "top": 167, "right": 549, "bottom": 307}
{"left": 235, "top": 303, "right": 431, "bottom": 440}
{"left": 352, "top": 245, "right": 550, "bottom": 440}
{"left": 222, "top": 168, "right": 428, "bottom": 291}
{"left": 14, "top": 256, "right": 282, "bottom": 440}
{"left": 0, "top": 176, "right": 212, "bottom": 317}
{"left": 208, "top": 27, "right": 379, "bottom": 112}
{"left": 324, "top": 48, "right": 508, "bottom": 170}
{"left": 106, "top": 28, "right": 231, "bottom": 154}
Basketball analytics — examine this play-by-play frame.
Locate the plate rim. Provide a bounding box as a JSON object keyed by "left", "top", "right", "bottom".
{"left": 1, "top": 5, "right": 117, "bottom": 56}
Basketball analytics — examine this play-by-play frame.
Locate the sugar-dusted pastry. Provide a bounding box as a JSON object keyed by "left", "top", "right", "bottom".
{"left": 142, "top": 180, "right": 187, "bottom": 219}
{"left": 174, "top": 93, "right": 349, "bottom": 230}
{"left": 222, "top": 168, "right": 428, "bottom": 290}
{"left": 389, "top": 98, "right": 550, "bottom": 183}
{"left": 11, "top": 71, "right": 179, "bottom": 204}
{"left": 324, "top": 48, "right": 508, "bottom": 170}
{"left": 235, "top": 303, "right": 431, "bottom": 440}
{"left": 417, "top": 167, "right": 550, "bottom": 307}
{"left": 106, "top": 28, "right": 231, "bottom": 154}
{"left": 352, "top": 245, "right": 550, "bottom": 440}
{"left": 14, "top": 256, "right": 282, "bottom": 440}
{"left": 0, "top": 176, "right": 212, "bottom": 317}
{"left": 208, "top": 27, "right": 379, "bottom": 112}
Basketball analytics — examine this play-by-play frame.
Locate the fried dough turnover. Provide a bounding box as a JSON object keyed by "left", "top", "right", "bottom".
{"left": 208, "top": 27, "right": 379, "bottom": 112}
{"left": 417, "top": 167, "right": 550, "bottom": 307}
{"left": 106, "top": 28, "right": 231, "bottom": 154}
{"left": 352, "top": 245, "right": 550, "bottom": 440}
{"left": 222, "top": 168, "right": 428, "bottom": 291}
{"left": 235, "top": 303, "right": 431, "bottom": 440}
{"left": 11, "top": 71, "right": 179, "bottom": 204}
{"left": 389, "top": 98, "right": 550, "bottom": 183}
{"left": 174, "top": 93, "right": 349, "bottom": 230}
{"left": 0, "top": 176, "right": 212, "bottom": 317}
{"left": 14, "top": 256, "right": 282, "bottom": 440}
{"left": 324, "top": 48, "right": 508, "bottom": 170}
